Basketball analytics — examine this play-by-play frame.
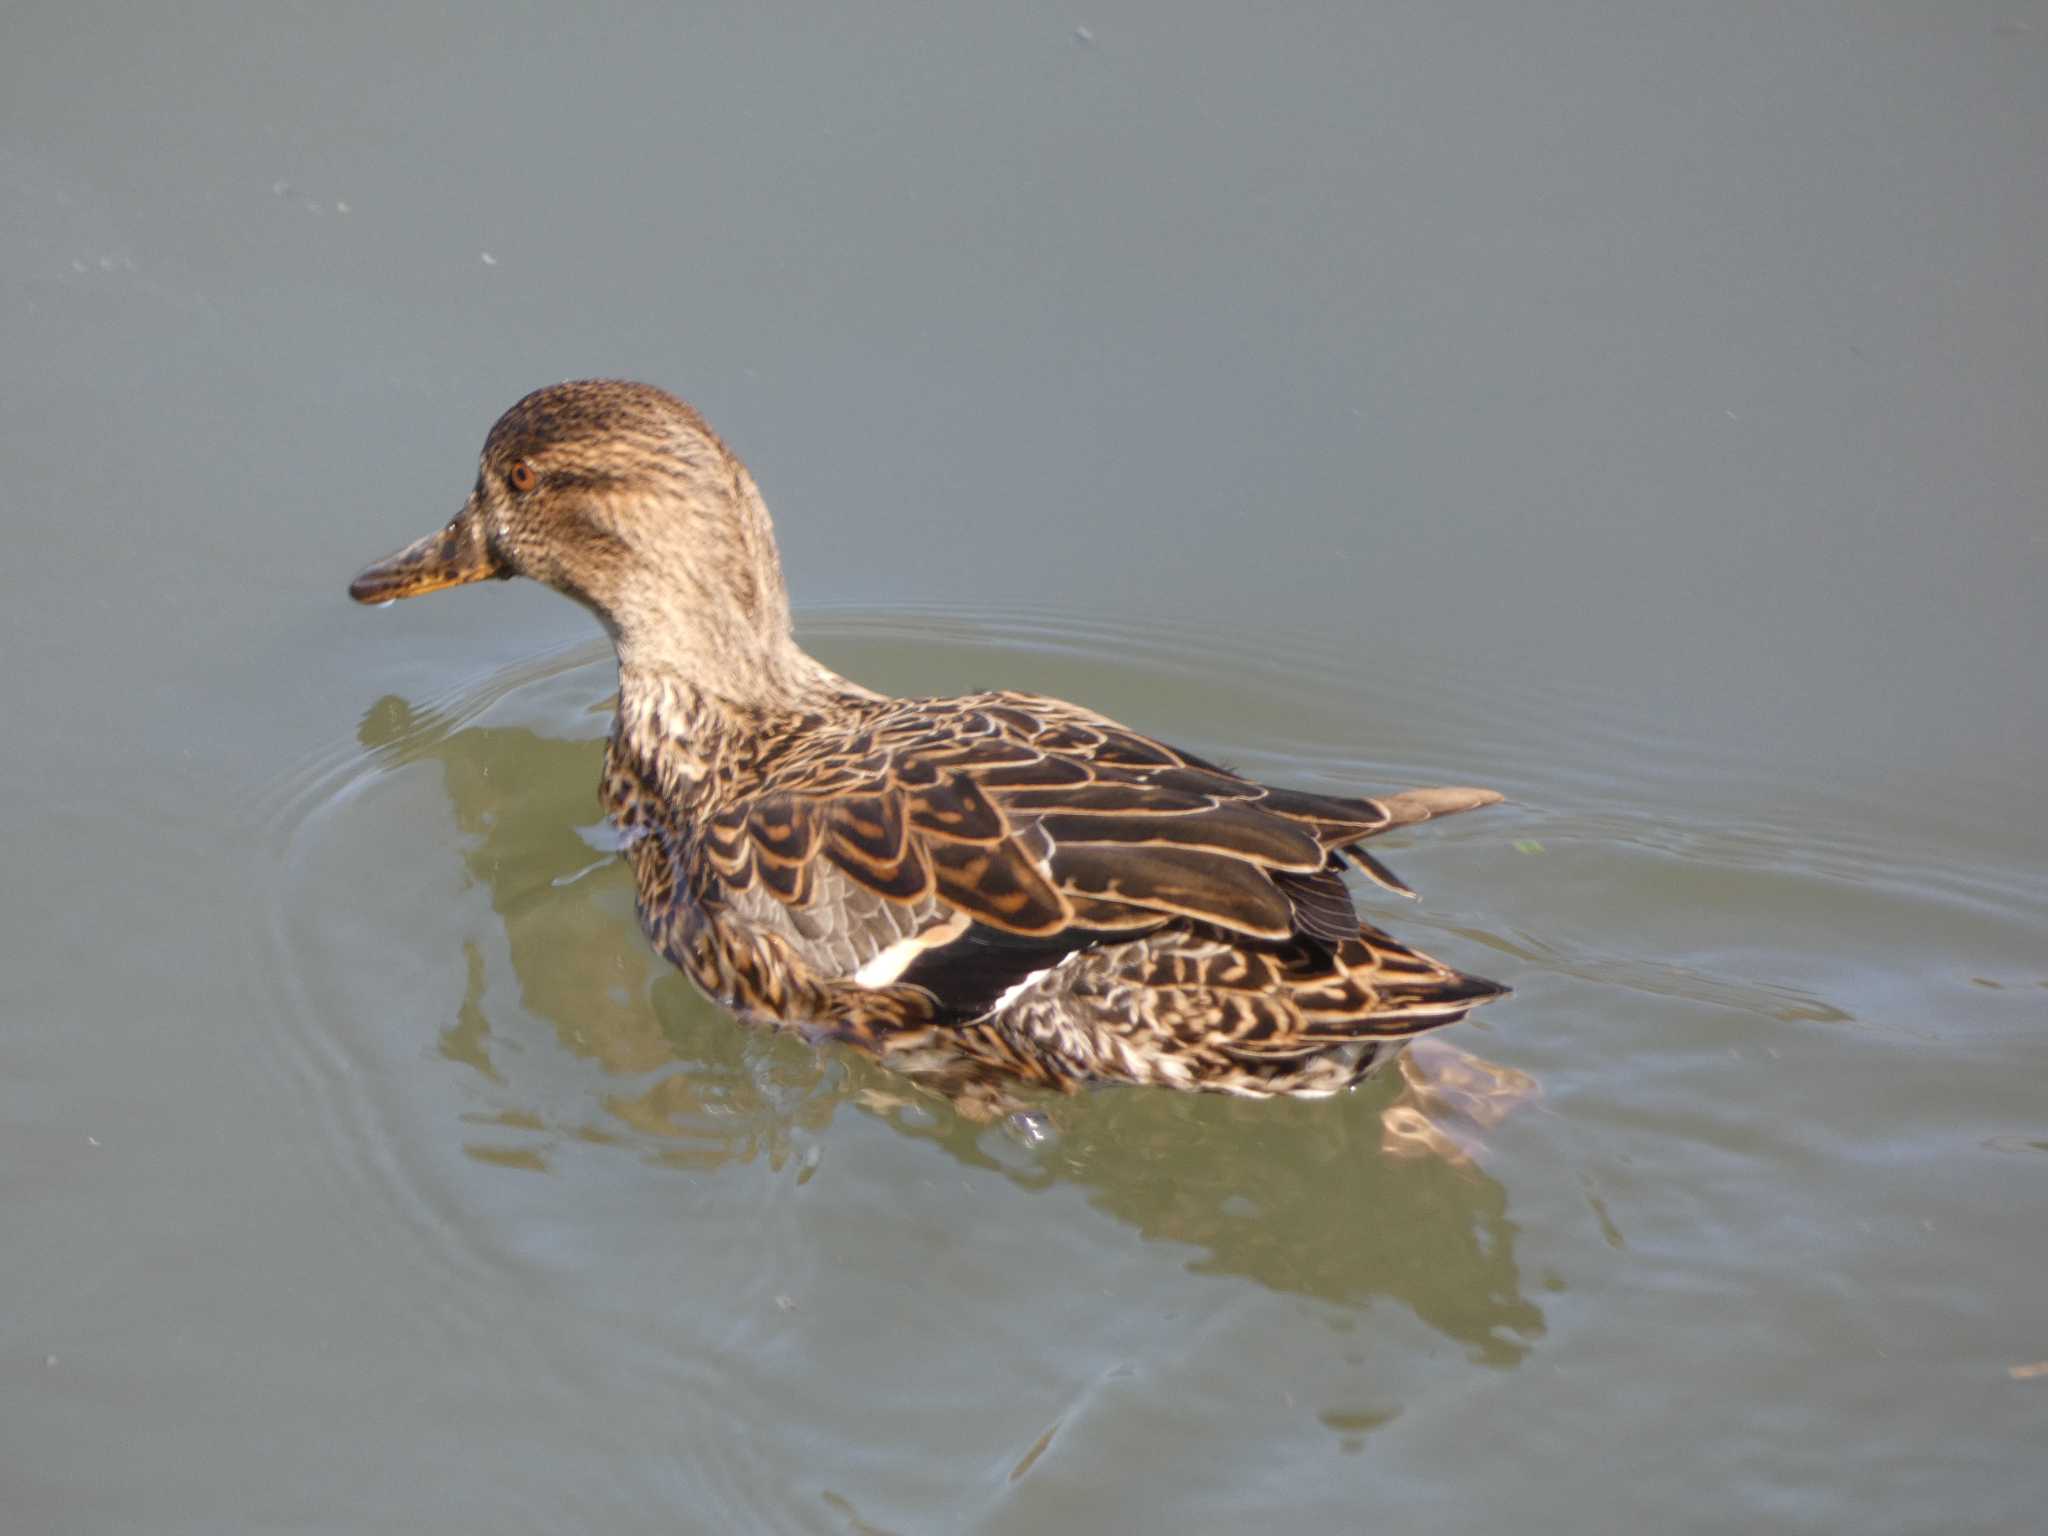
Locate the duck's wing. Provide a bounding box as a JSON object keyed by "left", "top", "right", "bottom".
{"left": 697, "top": 693, "right": 1500, "bottom": 1021}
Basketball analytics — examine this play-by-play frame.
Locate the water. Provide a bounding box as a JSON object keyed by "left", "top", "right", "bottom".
{"left": 6, "top": 4, "right": 2046, "bottom": 1532}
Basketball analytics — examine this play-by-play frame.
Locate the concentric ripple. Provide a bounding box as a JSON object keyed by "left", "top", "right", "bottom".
{"left": 232, "top": 602, "right": 2047, "bottom": 1529}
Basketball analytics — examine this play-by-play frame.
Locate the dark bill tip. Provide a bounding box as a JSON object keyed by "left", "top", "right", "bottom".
{"left": 349, "top": 511, "right": 506, "bottom": 604}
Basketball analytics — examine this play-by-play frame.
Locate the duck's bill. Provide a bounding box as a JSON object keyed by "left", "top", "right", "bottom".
{"left": 348, "top": 506, "right": 508, "bottom": 603}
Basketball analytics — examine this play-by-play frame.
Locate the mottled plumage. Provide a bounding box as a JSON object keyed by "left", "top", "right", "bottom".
{"left": 351, "top": 380, "right": 1508, "bottom": 1109}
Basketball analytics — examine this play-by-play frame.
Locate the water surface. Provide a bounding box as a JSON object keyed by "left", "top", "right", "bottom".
{"left": 5, "top": 3, "right": 2045, "bottom": 1532}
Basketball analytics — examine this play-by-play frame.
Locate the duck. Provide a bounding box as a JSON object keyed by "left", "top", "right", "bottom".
{"left": 350, "top": 380, "right": 1507, "bottom": 1111}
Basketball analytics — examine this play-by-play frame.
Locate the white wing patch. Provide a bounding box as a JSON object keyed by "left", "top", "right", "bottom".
{"left": 991, "top": 967, "right": 1053, "bottom": 1014}
{"left": 850, "top": 913, "right": 970, "bottom": 988}
{"left": 852, "top": 938, "right": 926, "bottom": 988}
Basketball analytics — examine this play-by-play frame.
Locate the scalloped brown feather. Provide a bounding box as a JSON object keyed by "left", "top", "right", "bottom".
{"left": 353, "top": 380, "right": 1510, "bottom": 1108}
{"left": 603, "top": 686, "right": 1509, "bottom": 1104}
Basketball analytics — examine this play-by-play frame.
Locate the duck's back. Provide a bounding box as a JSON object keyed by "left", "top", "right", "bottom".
{"left": 604, "top": 689, "right": 1506, "bottom": 1099}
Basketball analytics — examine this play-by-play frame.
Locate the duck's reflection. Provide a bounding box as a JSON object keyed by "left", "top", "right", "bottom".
{"left": 360, "top": 693, "right": 1545, "bottom": 1367}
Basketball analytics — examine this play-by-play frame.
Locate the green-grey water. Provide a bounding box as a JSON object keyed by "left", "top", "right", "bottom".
{"left": 5, "top": 4, "right": 2045, "bottom": 1532}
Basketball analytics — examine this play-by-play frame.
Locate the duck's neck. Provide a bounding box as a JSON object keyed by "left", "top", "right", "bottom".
{"left": 596, "top": 460, "right": 881, "bottom": 793}
{"left": 613, "top": 634, "right": 879, "bottom": 802}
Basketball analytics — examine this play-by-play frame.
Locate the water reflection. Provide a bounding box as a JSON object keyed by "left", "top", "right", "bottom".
{"left": 357, "top": 685, "right": 1544, "bottom": 1366}
{"left": 888, "top": 1079, "right": 1545, "bottom": 1367}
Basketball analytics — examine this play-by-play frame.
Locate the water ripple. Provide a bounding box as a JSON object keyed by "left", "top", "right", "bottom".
{"left": 230, "top": 600, "right": 2044, "bottom": 1529}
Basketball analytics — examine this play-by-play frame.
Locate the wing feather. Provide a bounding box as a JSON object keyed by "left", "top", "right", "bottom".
{"left": 1051, "top": 843, "right": 1296, "bottom": 939}
{"left": 700, "top": 695, "right": 1502, "bottom": 985}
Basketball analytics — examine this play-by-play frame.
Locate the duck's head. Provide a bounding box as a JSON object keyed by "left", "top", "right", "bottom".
{"left": 350, "top": 379, "right": 796, "bottom": 677}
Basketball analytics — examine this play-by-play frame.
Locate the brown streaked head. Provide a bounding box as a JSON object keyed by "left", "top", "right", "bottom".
{"left": 348, "top": 380, "right": 795, "bottom": 671}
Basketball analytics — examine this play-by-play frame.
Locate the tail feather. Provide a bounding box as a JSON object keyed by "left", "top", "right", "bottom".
{"left": 1371, "top": 785, "right": 1505, "bottom": 827}
{"left": 1326, "top": 784, "right": 1503, "bottom": 900}
{"left": 1345, "top": 846, "right": 1418, "bottom": 900}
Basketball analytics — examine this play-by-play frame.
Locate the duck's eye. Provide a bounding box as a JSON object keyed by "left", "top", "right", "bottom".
{"left": 508, "top": 460, "right": 539, "bottom": 493}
